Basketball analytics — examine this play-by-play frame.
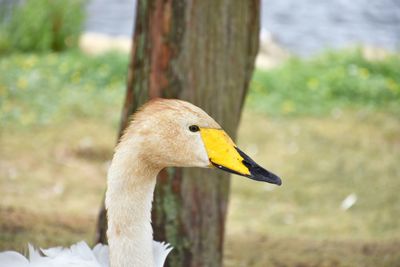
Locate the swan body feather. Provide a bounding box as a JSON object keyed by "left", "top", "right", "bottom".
{"left": 0, "top": 240, "right": 172, "bottom": 267}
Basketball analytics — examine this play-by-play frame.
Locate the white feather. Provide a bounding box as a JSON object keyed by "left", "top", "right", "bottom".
{"left": 0, "top": 251, "right": 29, "bottom": 267}
{"left": 0, "top": 241, "right": 172, "bottom": 267}
{"left": 340, "top": 193, "right": 357, "bottom": 210}
{"left": 152, "top": 242, "right": 173, "bottom": 267}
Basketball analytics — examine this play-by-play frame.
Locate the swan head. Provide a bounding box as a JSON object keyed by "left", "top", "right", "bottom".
{"left": 120, "top": 98, "right": 281, "bottom": 185}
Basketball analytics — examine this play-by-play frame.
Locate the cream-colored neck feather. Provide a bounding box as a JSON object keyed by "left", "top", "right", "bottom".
{"left": 104, "top": 99, "right": 223, "bottom": 267}
{"left": 105, "top": 136, "right": 161, "bottom": 267}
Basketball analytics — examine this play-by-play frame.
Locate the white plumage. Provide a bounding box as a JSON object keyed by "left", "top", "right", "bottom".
{"left": 0, "top": 241, "right": 172, "bottom": 267}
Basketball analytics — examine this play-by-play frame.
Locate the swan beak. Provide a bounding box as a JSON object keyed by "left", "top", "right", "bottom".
{"left": 199, "top": 128, "right": 282, "bottom": 185}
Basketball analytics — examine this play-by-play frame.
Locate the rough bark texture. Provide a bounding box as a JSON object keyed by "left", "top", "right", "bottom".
{"left": 96, "top": 1, "right": 260, "bottom": 266}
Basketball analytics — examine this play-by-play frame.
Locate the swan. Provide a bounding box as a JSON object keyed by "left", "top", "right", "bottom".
{"left": 0, "top": 99, "right": 282, "bottom": 267}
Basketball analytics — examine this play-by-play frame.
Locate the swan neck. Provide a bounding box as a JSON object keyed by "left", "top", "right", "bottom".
{"left": 105, "top": 143, "right": 160, "bottom": 267}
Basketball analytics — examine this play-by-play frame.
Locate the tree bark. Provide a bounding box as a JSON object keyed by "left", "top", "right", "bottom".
{"left": 96, "top": 1, "right": 260, "bottom": 266}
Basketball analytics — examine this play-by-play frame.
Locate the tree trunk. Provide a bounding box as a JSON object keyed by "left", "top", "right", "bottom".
{"left": 96, "top": 1, "right": 260, "bottom": 266}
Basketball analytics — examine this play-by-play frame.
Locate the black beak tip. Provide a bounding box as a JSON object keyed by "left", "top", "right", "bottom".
{"left": 249, "top": 169, "right": 282, "bottom": 186}
{"left": 275, "top": 176, "right": 283, "bottom": 186}
{"left": 269, "top": 172, "right": 282, "bottom": 186}
{"left": 235, "top": 147, "right": 282, "bottom": 186}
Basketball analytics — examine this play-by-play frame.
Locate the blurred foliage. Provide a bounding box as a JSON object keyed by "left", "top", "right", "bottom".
{"left": 1, "top": 49, "right": 400, "bottom": 127}
{"left": 248, "top": 48, "right": 400, "bottom": 116}
{"left": 0, "top": 51, "right": 128, "bottom": 126}
{"left": 0, "top": 0, "right": 85, "bottom": 54}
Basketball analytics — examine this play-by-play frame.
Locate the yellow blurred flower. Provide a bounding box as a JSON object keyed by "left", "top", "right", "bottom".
{"left": 0, "top": 85, "right": 6, "bottom": 96}
{"left": 250, "top": 81, "right": 264, "bottom": 93}
{"left": 71, "top": 72, "right": 81, "bottom": 83}
{"left": 359, "top": 68, "right": 370, "bottom": 79}
{"left": 17, "top": 78, "right": 28, "bottom": 90}
{"left": 83, "top": 84, "right": 93, "bottom": 92}
{"left": 386, "top": 79, "right": 399, "bottom": 93}
{"left": 307, "top": 78, "right": 319, "bottom": 90}
{"left": 20, "top": 111, "right": 36, "bottom": 125}
{"left": 281, "top": 100, "right": 295, "bottom": 114}
{"left": 22, "top": 56, "right": 38, "bottom": 70}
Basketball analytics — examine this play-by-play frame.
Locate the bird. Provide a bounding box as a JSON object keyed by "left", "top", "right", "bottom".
{"left": 0, "top": 98, "right": 282, "bottom": 267}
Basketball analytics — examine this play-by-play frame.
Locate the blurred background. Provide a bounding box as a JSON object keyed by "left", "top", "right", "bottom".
{"left": 0, "top": 0, "right": 399, "bottom": 266}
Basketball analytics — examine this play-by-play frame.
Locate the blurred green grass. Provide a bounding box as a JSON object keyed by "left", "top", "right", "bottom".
{"left": 2, "top": 48, "right": 399, "bottom": 128}
{"left": 1, "top": 49, "right": 400, "bottom": 266}
{"left": 0, "top": 51, "right": 128, "bottom": 127}
{"left": 247, "top": 48, "right": 400, "bottom": 115}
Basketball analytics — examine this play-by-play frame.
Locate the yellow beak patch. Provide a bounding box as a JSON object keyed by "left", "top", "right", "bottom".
{"left": 199, "top": 128, "right": 250, "bottom": 176}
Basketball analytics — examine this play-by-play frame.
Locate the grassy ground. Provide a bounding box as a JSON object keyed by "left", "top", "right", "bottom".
{"left": 225, "top": 111, "right": 400, "bottom": 267}
{"left": 0, "top": 119, "right": 112, "bottom": 250}
{"left": 1, "top": 50, "right": 400, "bottom": 266}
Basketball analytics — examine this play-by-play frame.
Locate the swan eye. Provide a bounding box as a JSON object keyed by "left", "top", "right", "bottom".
{"left": 189, "top": 125, "right": 200, "bottom": 132}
